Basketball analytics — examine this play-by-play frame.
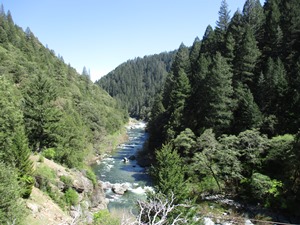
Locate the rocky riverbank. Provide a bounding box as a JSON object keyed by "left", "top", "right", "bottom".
{"left": 25, "top": 155, "right": 108, "bottom": 225}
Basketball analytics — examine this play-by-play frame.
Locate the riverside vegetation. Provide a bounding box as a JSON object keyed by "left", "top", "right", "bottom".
{"left": 1, "top": 0, "right": 300, "bottom": 224}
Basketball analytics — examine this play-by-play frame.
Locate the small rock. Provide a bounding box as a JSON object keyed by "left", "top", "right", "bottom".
{"left": 56, "top": 180, "right": 65, "bottom": 191}
{"left": 101, "top": 181, "right": 112, "bottom": 190}
{"left": 27, "top": 202, "right": 39, "bottom": 214}
{"left": 203, "top": 217, "right": 215, "bottom": 225}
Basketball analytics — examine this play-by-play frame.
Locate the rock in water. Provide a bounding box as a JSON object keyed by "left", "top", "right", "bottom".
{"left": 122, "top": 157, "right": 129, "bottom": 163}
{"left": 112, "top": 183, "right": 129, "bottom": 195}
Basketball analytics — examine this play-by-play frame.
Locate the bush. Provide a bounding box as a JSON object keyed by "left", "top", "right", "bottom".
{"left": 199, "top": 176, "right": 220, "bottom": 194}
{"left": 64, "top": 188, "right": 79, "bottom": 206}
{"left": 38, "top": 154, "right": 44, "bottom": 162}
{"left": 35, "top": 165, "right": 56, "bottom": 181}
{"left": 47, "top": 185, "right": 66, "bottom": 209}
{"left": 42, "top": 148, "right": 56, "bottom": 160}
{"left": 93, "top": 209, "right": 120, "bottom": 225}
{"left": 34, "top": 165, "right": 56, "bottom": 191}
{"left": 86, "top": 168, "right": 97, "bottom": 187}
{"left": 60, "top": 175, "right": 73, "bottom": 188}
{"left": 20, "top": 175, "right": 34, "bottom": 198}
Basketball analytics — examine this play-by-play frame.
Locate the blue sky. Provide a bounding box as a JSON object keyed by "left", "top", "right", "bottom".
{"left": 1, "top": 0, "right": 264, "bottom": 81}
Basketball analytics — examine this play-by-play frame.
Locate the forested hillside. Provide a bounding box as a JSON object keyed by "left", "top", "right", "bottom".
{"left": 146, "top": 0, "right": 300, "bottom": 219}
{"left": 96, "top": 52, "right": 175, "bottom": 119}
{"left": 0, "top": 6, "right": 127, "bottom": 223}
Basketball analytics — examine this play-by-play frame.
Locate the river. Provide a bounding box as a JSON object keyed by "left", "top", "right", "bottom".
{"left": 92, "top": 121, "right": 152, "bottom": 212}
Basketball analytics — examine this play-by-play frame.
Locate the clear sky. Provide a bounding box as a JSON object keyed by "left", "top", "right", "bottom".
{"left": 1, "top": 0, "right": 264, "bottom": 81}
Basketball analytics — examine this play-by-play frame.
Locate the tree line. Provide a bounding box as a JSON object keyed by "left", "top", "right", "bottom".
{"left": 96, "top": 52, "right": 175, "bottom": 119}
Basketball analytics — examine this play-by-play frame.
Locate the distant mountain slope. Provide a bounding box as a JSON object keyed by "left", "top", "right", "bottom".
{"left": 96, "top": 51, "right": 176, "bottom": 119}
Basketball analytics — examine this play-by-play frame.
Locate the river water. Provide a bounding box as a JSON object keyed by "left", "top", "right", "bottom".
{"left": 92, "top": 121, "right": 152, "bottom": 211}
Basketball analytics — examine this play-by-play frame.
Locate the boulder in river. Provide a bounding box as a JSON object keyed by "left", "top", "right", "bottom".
{"left": 122, "top": 157, "right": 129, "bottom": 163}
{"left": 112, "top": 183, "right": 129, "bottom": 195}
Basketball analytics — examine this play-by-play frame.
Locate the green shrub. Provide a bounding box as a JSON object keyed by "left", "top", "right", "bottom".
{"left": 60, "top": 175, "right": 73, "bottom": 188}
{"left": 38, "top": 155, "right": 44, "bottom": 162}
{"left": 20, "top": 175, "right": 34, "bottom": 198}
{"left": 42, "top": 148, "right": 56, "bottom": 160}
{"left": 93, "top": 209, "right": 120, "bottom": 225}
{"left": 199, "top": 176, "right": 220, "bottom": 194}
{"left": 35, "top": 165, "right": 56, "bottom": 181}
{"left": 34, "top": 165, "right": 56, "bottom": 191}
{"left": 64, "top": 188, "right": 79, "bottom": 206}
{"left": 47, "top": 185, "right": 66, "bottom": 209}
{"left": 86, "top": 168, "right": 97, "bottom": 187}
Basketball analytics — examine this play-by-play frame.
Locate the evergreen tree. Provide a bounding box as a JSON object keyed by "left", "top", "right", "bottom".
{"left": 147, "top": 93, "right": 166, "bottom": 151}
{"left": 263, "top": 0, "right": 283, "bottom": 59}
{"left": 234, "top": 26, "right": 261, "bottom": 88}
{"left": 224, "top": 32, "right": 235, "bottom": 64}
{"left": 280, "top": 0, "right": 300, "bottom": 69}
{"left": 242, "top": 0, "right": 265, "bottom": 39}
{"left": 232, "top": 84, "right": 262, "bottom": 134}
{"left": 216, "top": 0, "right": 231, "bottom": 32}
{"left": 216, "top": 0, "right": 231, "bottom": 54}
{"left": 189, "top": 37, "right": 201, "bottom": 78}
{"left": 152, "top": 143, "right": 188, "bottom": 204}
{"left": 0, "top": 77, "right": 33, "bottom": 198}
{"left": 200, "top": 25, "right": 218, "bottom": 55}
{"left": 164, "top": 44, "right": 191, "bottom": 140}
{"left": 23, "top": 74, "right": 62, "bottom": 151}
{"left": 0, "top": 162, "right": 27, "bottom": 225}
{"left": 203, "top": 52, "right": 234, "bottom": 135}
{"left": 186, "top": 54, "right": 211, "bottom": 134}
{"left": 228, "top": 10, "right": 245, "bottom": 46}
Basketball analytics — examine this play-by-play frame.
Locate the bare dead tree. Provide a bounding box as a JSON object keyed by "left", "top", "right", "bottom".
{"left": 124, "top": 192, "right": 188, "bottom": 225}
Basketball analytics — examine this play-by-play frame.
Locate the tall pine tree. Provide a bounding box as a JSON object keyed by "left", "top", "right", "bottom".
{"left": 23, "top": 74, "right": 62, "bottom": 151}
{"left": 203, "top": 52, "right": 234, "bottom": 135}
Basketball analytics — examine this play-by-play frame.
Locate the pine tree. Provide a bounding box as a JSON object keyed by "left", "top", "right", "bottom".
{"left": 228, "top": 10, "right": 245, "bottom": 45}
{"left": 280, "top": 0, "right": 300, "bottom": 69}
{"left": 152, "top": 143, "right": 188, "bottom": 203}
{"left": 203, "top": 52, "right": 234, "bottom": 135}
{"left": 0, "top": 162, "right": 27, "bottom": 225}
{"left": 216, "top": 0, "right": 231, "bottom": 32}
{"left": 232, "top": 83, "right": 262, "bottom": 134}
{"left": 258, "top": 57, "right": 288, "bottom": 115}
{"left": 189, "top": 37, "right": 201, "bottom": 78}
{"left": 165, "top": 68, "right": 191, "bottom": 140}
{"left": 242, "top": 0, "right": 265, "bottom": 38}
{"left": 224, "top": 32, "right": 235, "bottom": 64}
{"left": 263, "top": 0, "right": 283, "bottom": 59}
{"left": 0, "top": 77, "right": 33, "bottom": 198}
{"left": 23, "top": 74, "right": 62, "bottom": 151}
{"left": 164, "top": 44, "right": 191, "bottom": 140}
{"left": 234, "top": 26, "right": 261, "bottom": 88}
{"left": 186, "top": 54, "right": 211, "bottom": 134}
{"left": 201, "top": 25, "right": 218, "bottom": 55}
{"left": 147, "top": 93, "right": 166, "bottom": 151}
{"left": 216, "top": 0, "right": 231, "bottom": 54}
